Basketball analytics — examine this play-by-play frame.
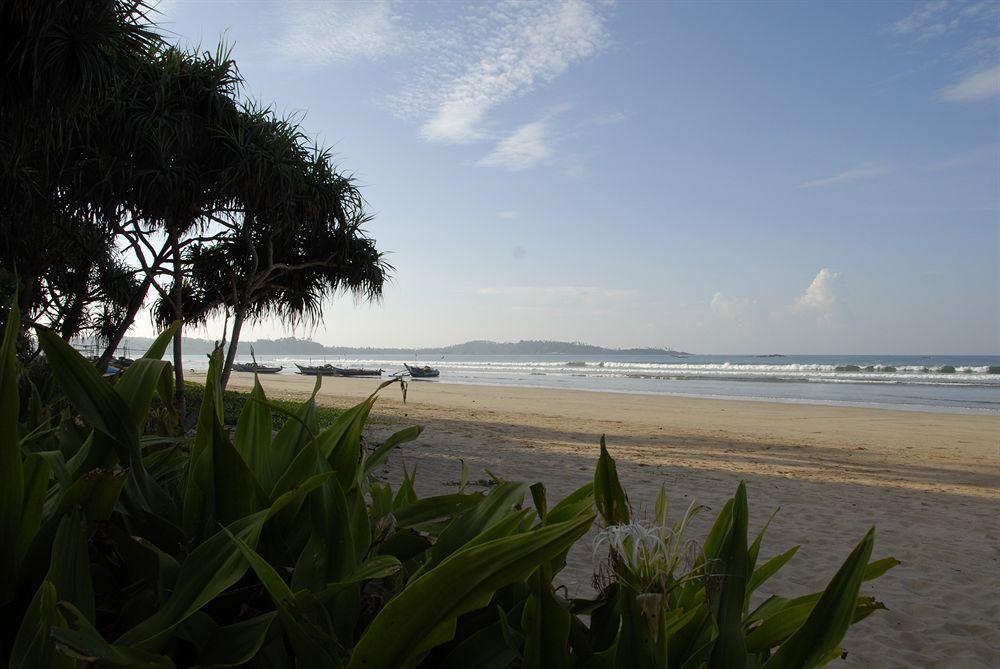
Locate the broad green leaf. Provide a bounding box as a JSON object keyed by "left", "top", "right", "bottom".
{"left": 391, "top": 493, "right": 485, "bottom": 528}
{"left": 616, "top": 587, "right": 667, "bottom": 669}
{"left": 16, "top": 453, "right": 51, "bottom": 564}
{"left": 120, "top": 472, "right": 334, "bottom": 651}
{"left": 183, "top": 351, "right": 266, "bottom": 539}
{"left": 347, "top": 514, "right": 595, "bottom": 669}
{"left": 746, "top": 596, "right": 885, "bottom": 652}
{"left": 701, "top": 498, "right": 734, "bottom": 563}
{"left": 292, "top": 469, "right": 355, "bottom": 592}
{"left": 748, "top": 546, "right": 799, "bottom": 595}
{"left": 708, "top": 482, "right": 749, "bottom": 668}
{"left": 419, "top": 482, "right": 529, "bottom": 572}
{"left": 438, "top": 621, "right": 516, "bottom": 669}
{"left": 141, "top": 323, "right": 179, "bottom": 360}
{"left": 192, "top": 612, "right": 278, "bottom": 668}
{"left": 235, "top": 376, "right": 277, "bottom": 490}
{"left": 521, "top": 565, "right": 571, "bottom": 669}
{"left": 594, "top": 436, "right": 629, "bottom": 525}
{"left": 115, "top": 358, "right": 175, "bottom": 428}
{"left": 47, "top": 508, "right": 96, "bottom": 623}
{"left": 654, "top": 483, "right": 668, "bottom": 526}
{"left": 530, "top": 482, "right": 548, "bottom": 520}
{"left": 52, "top": 602, "right": 175, "bottom": 668}
{"left": 224, "top": 528, "right": 342, "bottom": 668}
{"left": 36, "top": 330, "right": 175, "bottom": 523}
{"left": 762, "top": 528, "right": 876, "bottom": 669}
{"left": 363, "top": 425, "right": 423, "bottom": 479}
{"left": 9, "top": 580, "right": 73, "bottom": 669}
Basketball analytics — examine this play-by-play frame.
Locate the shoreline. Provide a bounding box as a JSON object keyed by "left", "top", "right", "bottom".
{"left": 196, "top": 371, "right": 1000, "bottom": 667}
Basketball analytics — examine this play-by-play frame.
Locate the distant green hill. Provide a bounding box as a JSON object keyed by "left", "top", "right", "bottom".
{"left": 79, "top": 336, "right": 689, "bottom": 357}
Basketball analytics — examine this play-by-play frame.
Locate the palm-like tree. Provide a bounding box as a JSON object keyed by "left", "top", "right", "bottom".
{"left": 154, "top": 107, "right": 390, "bottom": 389}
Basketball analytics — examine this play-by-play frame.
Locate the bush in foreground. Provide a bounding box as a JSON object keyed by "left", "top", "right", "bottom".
{"left": 1, "top": 310, "right": 896, "bottom": 667}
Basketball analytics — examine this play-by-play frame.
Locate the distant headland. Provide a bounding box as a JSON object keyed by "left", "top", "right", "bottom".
{"left": 94, "top": 336, "right": 691, "bottom": 357}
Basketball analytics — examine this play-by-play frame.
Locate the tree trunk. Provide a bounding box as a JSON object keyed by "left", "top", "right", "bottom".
{"left": 96, "top": 274, "right": 155, "bottom": 370}
{"left": 220, "top": 307, "right": 245, "bottom": 391}
{"left": 169, "top": 230, "right": 186, "bottom": 424}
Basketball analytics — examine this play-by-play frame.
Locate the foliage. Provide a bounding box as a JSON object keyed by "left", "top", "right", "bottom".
{"left": 0, "top": 0, "right": 389, "bottom": 391}
{"left": 1, "top": 316, "right": 897, "bottom": 668}
{"left": 181, "top": 381, "right": 347, "bottom": 431}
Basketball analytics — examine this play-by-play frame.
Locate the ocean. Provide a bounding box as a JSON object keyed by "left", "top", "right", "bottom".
{"left": 182, "top": 353, "right": 1000, "bottom": 415}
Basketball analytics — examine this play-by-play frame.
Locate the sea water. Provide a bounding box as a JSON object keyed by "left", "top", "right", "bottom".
{"left": 182, "top": 353, "right": 1000, "bottom": 415}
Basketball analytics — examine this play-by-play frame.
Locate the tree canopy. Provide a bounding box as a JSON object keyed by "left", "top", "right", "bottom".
{"left": 1, "top": 0, "right": 389, "bottom": 400}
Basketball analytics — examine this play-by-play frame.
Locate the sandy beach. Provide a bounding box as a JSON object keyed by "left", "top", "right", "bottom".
{"left": 205, "top": 372, "right": 1000, "bottom": 668}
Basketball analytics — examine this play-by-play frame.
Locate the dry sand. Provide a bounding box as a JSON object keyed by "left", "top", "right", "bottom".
{"left": 206, "top": 372, "right": 1000, "bottom": 668}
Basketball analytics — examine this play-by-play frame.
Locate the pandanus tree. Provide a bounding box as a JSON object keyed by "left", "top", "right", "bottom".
{"left": 153, "top": 107, "right": 390, "bottom": 390}
{"left": 0, "top": 0, "right": 158, "bottom": 327}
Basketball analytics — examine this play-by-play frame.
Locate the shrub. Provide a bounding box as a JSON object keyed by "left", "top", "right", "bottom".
{"left": 0, "top": 311, "right": 896, "bottom": 668}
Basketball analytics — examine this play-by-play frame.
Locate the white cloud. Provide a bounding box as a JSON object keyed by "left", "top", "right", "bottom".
{"left": 710, "top": 292, "right": 750, "bottom": 320}
{"left": 893, "top": 0, "right": 955, "bottom": 38}
{"left": 478, "top": 120, "right": 552, "bottom": 170}
{"left": 937, "top": 65, "right": 1000, "bottom": 102}
{"left": 794, "top": 268, "right": 841, "bottom": 326}
{"left": 797, "top": 164, "right": 894, "bottom": 189}
{"left": 412, "top": 0, "right": 609, "bottom": 143}
{"left": 479, "top": 286, "right": 635, "bottom": 302}
{"left": 930, "top": 143, "right": 999, "bottom": 170}
{"left": 272, "top": 1, "right": 402, "bottom": 67}
{"left": 496, "top": 210, "right": 519, "bottom": 219}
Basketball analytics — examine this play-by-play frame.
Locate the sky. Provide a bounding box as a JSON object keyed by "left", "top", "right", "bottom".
{"left": 141, "top": 0, "right": 1000, "bottom": 354}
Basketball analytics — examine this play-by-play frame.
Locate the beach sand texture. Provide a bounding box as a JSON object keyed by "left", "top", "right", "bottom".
{"left": 209, "top": 372, "right": 1000, "bottom": 668}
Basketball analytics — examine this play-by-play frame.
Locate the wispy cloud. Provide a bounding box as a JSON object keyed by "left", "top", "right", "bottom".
{"left": 938, "top": 65, "right": 1000, "bottom": 101}
{"left": 797, "top": 164, "right": 894, "bottom": 189}
{"left": 478, "top": 120, "right": 552, "bottom": 170}
{"left": 930, "top": 143, "right": 999, "bottom": 170}
{"left": 496, "top": 210, "right": 519, "bottom": 220}
{"left": 794, "top": 268, "right": 841, "bottom": 326}
{"left": 893, "top": 0, "right": 957, "bottom": 39}
{"left": 891, "top": 1, "right": 1000, "bottom": 102}
{"left": 710, "top": 292, "right": 751, "bottom": 321}
{"left": 271, "top": 0, "right": 402, "bottom": 67}
{"left": 409, "top": 0, "right": 610, "bottom": 143}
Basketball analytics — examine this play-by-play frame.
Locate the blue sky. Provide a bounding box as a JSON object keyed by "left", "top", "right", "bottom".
{"left": 148, "top": 0, "right": 999, "bottom": 353}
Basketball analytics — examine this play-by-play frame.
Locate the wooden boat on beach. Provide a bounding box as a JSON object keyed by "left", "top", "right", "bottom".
{"left": 404, "top": 363, "right": 440, "bottom": 378}
{"left": 295, "top": 364, "right": 383, "bottom": 377}
{"left": 232, "top": 362, "right": 283, "bottom": 374}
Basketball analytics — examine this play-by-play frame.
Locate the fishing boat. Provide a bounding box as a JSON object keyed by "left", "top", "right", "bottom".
{"left": 404, "top": 363, "right": 440, "bottom": 378}
{"left": 232, "top": 362, "right": 283, "bottom": 374}
{"left": 331, "top": 366, "right": 383, "bottom": 377}
{"left": 295, "top": 363, "right": 338, "bottom": 376}
{"left": 295, "top": 364, "right": 383, "bottom": 377}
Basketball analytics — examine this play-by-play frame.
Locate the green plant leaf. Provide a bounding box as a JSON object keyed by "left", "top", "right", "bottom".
{"left": 47, "top": 508, "right": 96, "bottom": 623}
{"left": 708, "top": 482, "right": 749, "bottom": 668}
{"left": 347, "top": 514, "right": 595, "bottom": 669}
{"left": 594, "top": 436, "right": 629, "bottom": 525}
{"left": 224, "top": 527, "right": 343, "bottom": 668}
{"left": 120, "top": 472, "right": 334, "bottom": 651}
{"left": 748, "top": 546, "right": 799, "bottom": 595}
{"left": 192, "top": 612, "right": 278, "bottom": 668}
{"left": 141, "top": 322, "right": 180, "bottom": 360}
{"left": 36, "top": 329, "right": 175, "bottom": 524}
{"left": 16, "top": 453, "right": 51, "bottom": 565}
{"left": 762, "top": 528, "right": 877, "bottom": 669}
{"left": 52, "top": 601, "right": 176, "bottom": 668}
{"left": 234, "top": 376, "right": 277, "bottom": 490}
{"left": 363, "top": 425, "right": 423, "bottom": 479}
{"left": 521, "top": 565, "right": 571, "bottom": 669}
{"left": 9, "top": 580, "right": 73, "bottom": 669}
